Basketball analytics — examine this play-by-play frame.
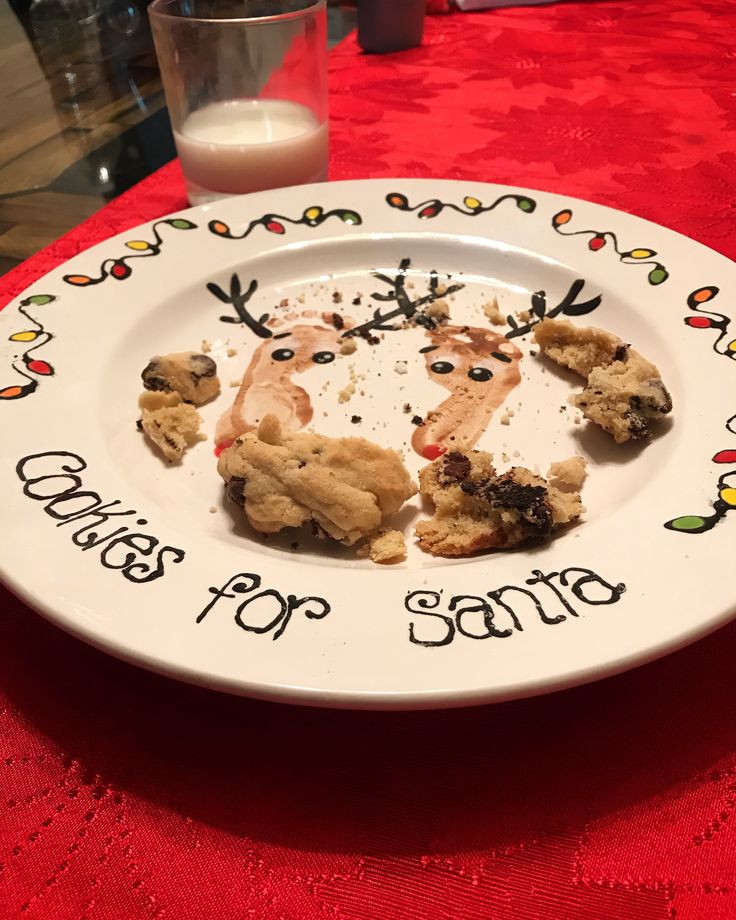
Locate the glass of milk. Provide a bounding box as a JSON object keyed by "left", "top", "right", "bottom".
{"left": 149, "top": 0, "right": 328, "bottom": 205}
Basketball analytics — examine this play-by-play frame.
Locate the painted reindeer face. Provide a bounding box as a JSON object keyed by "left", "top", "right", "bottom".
{"left": 412, "top": 326, "right": 523, "bottom": 457}
{"left": 215, "top": 324, "right": 342, "bottom": 447}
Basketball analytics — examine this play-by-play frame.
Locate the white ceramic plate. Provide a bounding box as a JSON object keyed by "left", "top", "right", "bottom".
{"left": 1, "top": 179, "right": 734, "bottom": 709}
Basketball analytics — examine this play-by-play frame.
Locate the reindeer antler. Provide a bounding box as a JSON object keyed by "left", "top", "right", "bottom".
{"left": 207, "top": 274, "right": 272, "bottom": 339}
{"left": 343, "top": 258, "right": 465, "bottom": 339}
{"left": 505, "top": 279, "right": 602, "bottom": 339}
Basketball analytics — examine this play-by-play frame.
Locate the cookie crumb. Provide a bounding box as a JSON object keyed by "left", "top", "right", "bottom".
{"left": 208, "top": 505, "right": 217, "bottom": 513}
{"left": 340, "top": 338, "right": 357, "bottom": 356}
{"left": 279, "top": 298, "right": 290, "bottom": 308}
{"left": 500, "top": 408, "right": 515, "bottom": 426}
{"left": 226, "top": 347, "right": 237, "bottom": 357}
{"left": 425, "top": 299, "right": 449, "bottom": 321}
{"left": 201, "top": 339, "right": 212, "bottom": 353}
{"left": 230, "top": 379, "right": 241, "bottom": 388}
{"left": 332, "top": 291, "right": 343, "bottom": 304}
{"left": 403, "top": 403, "right": 412, "bottom": 414}
{"left": 338, "top": 381, "right": 355, "bottom": 403}
{"left": 547, "top": 456, "right": 587, "bottom": 491}
{"left": 394, "top": 360, "right": 408, "bottom": 375}
{"left": 482, "top": 296, "right": 505, "bottom": 326}
{"left": 358, "top": 529, "right": 407, "bottom": 564}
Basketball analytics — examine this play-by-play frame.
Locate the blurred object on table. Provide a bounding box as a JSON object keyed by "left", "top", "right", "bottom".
{"left": 357, "top": 0, "right": 425, "bottom": 52}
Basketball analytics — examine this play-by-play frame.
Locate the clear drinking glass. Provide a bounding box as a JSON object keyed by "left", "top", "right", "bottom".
{"left": 149, "top": 0, "right": 328, "bottom": 205}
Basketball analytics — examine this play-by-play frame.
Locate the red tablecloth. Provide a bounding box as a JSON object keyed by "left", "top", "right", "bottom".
{"left": 2, "top": 3, "right": 736, "bottom": 917}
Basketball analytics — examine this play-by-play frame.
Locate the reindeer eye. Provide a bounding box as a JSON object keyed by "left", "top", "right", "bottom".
{"left": 272, "top": 348, "right": 294, "bottom": 361}
{"left": 468, "top": 367, "right": 493, "bottom": 382}
{"left": 312, "top": 351, "right": 335, "bottom": 364}
{"left": 430, "top": 360, "right": 454, "bottom": 374}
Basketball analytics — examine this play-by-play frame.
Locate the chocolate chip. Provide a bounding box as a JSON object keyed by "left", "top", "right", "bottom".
{"left": 482, "top": 477, "right": 553, "bottom": 535}
{"left": 331, "top": 312, "right": 344, "bottom": 330}
{"left": 411, "top": 415, "right": 423, "bottom": 426}
{"left": 631, "top": 380, "right": 672, "bottom": 415}
{"left": 441, "top": 451, "right": 471, "bottom": 483}
{"left": 225, "top": 477, "right": 247, "bottom": 505}
{"left": 612, "top": 344, "right": 630, "bottom": 363}
{"left": 352, "top": 296, "right": 362, "bottom": 306}
{"left": 351, "top": 415, "right": 362, "bottom": 424}
{"left": 191, "top": 354, "right": 217, "bottom": 379}
{"left": 136, "top": 419, "right": 143, "bottom": 431}
{"left": 624, "top": 411, "right": 651, "bottom": 439}
{"left": 141, "top": 366, "right": 171, "bottom": 392}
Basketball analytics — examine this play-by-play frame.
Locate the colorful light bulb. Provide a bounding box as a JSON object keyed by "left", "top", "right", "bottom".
{"left": 304, "top": 206, "right": 322, "bottom": 221}
{"left": 666, "top": 514, "right": 708, "bottom": 532}
{"left": 713, "top": 450, "right": 736, "bottom": 464}
{"left": 0, "top": 383, "right": 29, "bottom": 399}
{"left": 387, "top": 193, "right": 408, "bottom": 209}
{"left": 126, "top": 240, "right": 152, "bottom": 251}
{"left": 628, "top": 248, "right": 656, "bottom": 259}
{"left": 25, "top": 357, "right": 53, "bottom": 375}
{"left": 340, "top": 211, "right": 361, "bottom": 225}
{"left": 719, "top": 487, "right": 736, "bottom": 507}
{"left": 688, "top": 286, "right": 718, "bottom": 307}
{"left": 516, "top": 197, "right": 535, "bottom": 212}
{"left": 684, "top": 316, "right": 713, "bottom": 329}
{"left": 589, "top": 235, "right": 606, "bottom": 251}
{"left": 10, "top": 331, "right": 39, "bottom": 342}
{"left": 64, "top": 274, "right": 93, "bottom": 286}
{"left": 209, "top": 221, "right": 230, "bottom": 236}
{"left": 265, "top": 220, "right": 285, "bottom": 234}
{"left": 463, "top": 196, "right": 481, "bottom": 210}
{"left": 25, "top": 294, "right": 54, "bottom": 306}
{"left": 418, "top": 202, "right": 442, "bottom": 219}
{"left": 111, "top": 261, "right": 132, "bottom": 280}
{"left": 648, "top": 267, "right": 668, "bottom": 285}
{"left": 168, "top": 218, "right": 196, "bottom": 230}
{"left": 553, "top": 209, "right": 573, "bottom": 227}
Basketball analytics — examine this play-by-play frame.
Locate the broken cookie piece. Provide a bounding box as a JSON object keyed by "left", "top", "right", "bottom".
{"left": 218, "top": 414, "right": 417, "bottom": 546}
{"left": 533, "top": 318, "right": 621, "bottom": 376}
{"left": 547, "top": 455, "right": 587, "bottom": 491}
{"left": 533, "top": 318, "right": 672, "bottom": 443}
{"left": 358, "top": 529, "right": 407, "bottom": 564}
{"left": 138, "top": 391, "right": 205, "bottom": 463}
{"left": 415, "top": 449, "right": 583, "bottom": 556}
{"left": 142, "top": 351, "right": 220, "bottom": 405}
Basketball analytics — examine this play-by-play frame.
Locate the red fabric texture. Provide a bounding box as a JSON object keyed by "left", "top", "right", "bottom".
{"left": 2, "top": 3, "right": 736, "bottom": 917}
